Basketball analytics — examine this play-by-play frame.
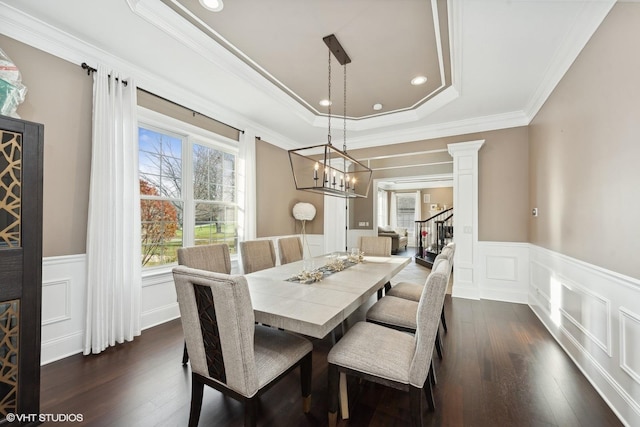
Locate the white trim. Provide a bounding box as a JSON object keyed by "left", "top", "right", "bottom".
{"left": 559, "top": 279, "right": 612, "bottom": 357}
{"left": 477, "top": 241, "right": 529, "bottom": 304}
{"left": 529, "top": 245, "right": 640, "bottom": 426}
{"left": 141, "top": 302, "right": 180, "bottom": 331}
{"left": 447, "top": 139, "right": 484, "bottom": 300}
{"left": 619, "top": 307, "right": 640, "bottom": 385}
{"left": 41, "top": 332, "right": 84, "bottom": 365}
{"left": 41, "top": 279, "right": 72, "bottom": 325}
{"left": 41, "top": 253, "right": 86, "bottom": 266}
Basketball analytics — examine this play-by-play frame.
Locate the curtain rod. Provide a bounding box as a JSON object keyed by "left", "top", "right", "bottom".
{"left": 80, "top": 62, "right": 244, "bottom": 134}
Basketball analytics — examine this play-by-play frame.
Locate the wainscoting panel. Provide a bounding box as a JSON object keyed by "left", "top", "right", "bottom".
{"left": 560, "top": 279, "right": 611, "bottom": 357}
{"left": 619, "top": 307, "right": 640, "bottom": 385}
{"left": 141, "top": 271, "right": 180, "bottom": 330}
{"left": 528, "top": 245, "right": 640, "bottom": 427}
{"left": 41, "top": 255, "right": 87, "bottom": 365}
{"left": 41, "top": 279, "right": 71, "bottom": 325}
{"left": 477, "top": 241, "right": 529, "bottom": 303}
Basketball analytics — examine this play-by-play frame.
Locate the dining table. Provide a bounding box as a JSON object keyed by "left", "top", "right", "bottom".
{"left": 245, "top": 253, "right": 411, "bottom": 339}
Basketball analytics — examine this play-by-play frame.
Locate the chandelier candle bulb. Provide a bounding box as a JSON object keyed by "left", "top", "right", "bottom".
{"left": 314, "top": 162, "right": 319, "bottom": 180}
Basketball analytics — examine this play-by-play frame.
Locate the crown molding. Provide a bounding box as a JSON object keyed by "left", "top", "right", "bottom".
{"left": 345, "top": 110, "right": 529, "bottom": 150}
{"left": 0, "top": 1, "right": 301, "bottom": 149}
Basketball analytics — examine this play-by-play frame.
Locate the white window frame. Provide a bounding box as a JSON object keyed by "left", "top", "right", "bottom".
{"left": 138, "top": 107, "right": 239, "bottom": 274}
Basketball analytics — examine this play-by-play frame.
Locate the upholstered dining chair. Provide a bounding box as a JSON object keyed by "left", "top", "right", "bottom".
{"left": 366, "top": 259, "right": 451, "bottom": 360}
{"left": 240, "top": 239, "right": 277, "bottom": 274}
{"left": 327, "top": 260, "right": 449, "bottom": 427}
{"left": 177, "top": 243, "right": 232, "bottom": 364}
{"left": 358, "top": 236, "right": 393, "bottom": 298}
{"left": 387, "top": 242, "right": 455, "bottom": 332}
{"left": 278, "top": 236, "right": 303, "bottom": 265}
{"left": 172, "top": 266, "right": 313, "bottom": 427}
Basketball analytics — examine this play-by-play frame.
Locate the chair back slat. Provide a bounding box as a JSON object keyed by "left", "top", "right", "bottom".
{"left": 193, "top": 284, "right": 226, "bottom": 382}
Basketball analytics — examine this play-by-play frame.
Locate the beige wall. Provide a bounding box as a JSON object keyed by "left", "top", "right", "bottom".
{"left": 255, "top": 139, "right": 324, "bottom": 237}
{"left": 348, "top": 126, "right": 529, "bottom": 242}
{"left": 137, "top": 89, "right": 240, "bottom": 141}
{"left": 420, "top": 187, "right": 453, "bottom": 214}
{"left": 1, "top": 35, "right": 93, "bottom": 257}
{"left": 478, "top": 127, "right": 529, "bottom": 242}
{"left": 529, "top": 3, "right": 640, "bottom": 279}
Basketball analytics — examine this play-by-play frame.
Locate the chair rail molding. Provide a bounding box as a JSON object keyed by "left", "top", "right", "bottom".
{"left": 447, "top": 140, "right": 484, "bottom": 300}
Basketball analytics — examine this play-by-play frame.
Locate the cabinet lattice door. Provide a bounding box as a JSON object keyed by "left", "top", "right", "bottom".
{"left": 0, "top": 115, "right": 43, "bottom": 425}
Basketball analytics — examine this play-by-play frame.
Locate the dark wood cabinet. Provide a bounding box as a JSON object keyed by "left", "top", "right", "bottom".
{"left": 0, "top": 115, "right": 43, "bottom": 425}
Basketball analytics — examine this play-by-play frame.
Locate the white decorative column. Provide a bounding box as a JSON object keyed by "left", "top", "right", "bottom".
{"left": 448, "top": 140, "right": 484, "bottom": 300}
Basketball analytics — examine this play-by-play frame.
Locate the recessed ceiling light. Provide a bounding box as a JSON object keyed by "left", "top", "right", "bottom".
{"left": 319, "top": 99, "right": 332, "bottom": 107}
{"left": 373, "top": 103, "right": 383, "bottom": 111}
{"left": 411, "top": 76, "right": 428, "bottom": 86}
{"left": 199, "top": 0, "right": 224, "bottom": 12}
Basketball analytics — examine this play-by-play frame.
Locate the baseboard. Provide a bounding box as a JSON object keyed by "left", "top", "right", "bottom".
{"left": 41, "top": 331, "right": 84, "bottom": 365}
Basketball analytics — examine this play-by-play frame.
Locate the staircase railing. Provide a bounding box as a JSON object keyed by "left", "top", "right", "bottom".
{"left": 414, "top": 207, "right": 453, "bottom": 266}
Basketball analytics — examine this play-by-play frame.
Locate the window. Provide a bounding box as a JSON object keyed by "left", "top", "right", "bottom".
{"left": 139, "top": 127, "right": 183, "bottom": 267}
{"left": 395, "top": 193, "right": 416, "bottom": 230}
{"left": 192, "top": 144, "right": 237, "bottom": 249}
{"left": 138, "top": 112, "right": 238, "bottom": 268}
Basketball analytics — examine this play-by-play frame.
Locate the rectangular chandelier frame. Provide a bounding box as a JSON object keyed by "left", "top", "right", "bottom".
{"left": 288, "top": 143, "right": 372, "bottom": 199}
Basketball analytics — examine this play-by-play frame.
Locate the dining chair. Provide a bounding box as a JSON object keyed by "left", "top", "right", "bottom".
{"left": 358, "top": 235, "right": 392, "bottom": 257}
{"left": 387, "top": 243, "right": 455, "bottom": 332}
{"left": 177, "top": 243, "right": 232, "bottom": 365}
{"left": 240, "top": 239, "right": 277, "bottom": 274}
{"left": 327, "top": 260, "right": 449, "bottom": 426}
{"left": 358, "top": 236, "right": 393, "bottom": 299}
{"left": 278, "top": 236, "right": 303, "bottom": 265}
{"left": 365, "top": 259, "right": 451, "bottom": 360}
{"left": 172, "top": 266, "right": 313, "bottom": 427}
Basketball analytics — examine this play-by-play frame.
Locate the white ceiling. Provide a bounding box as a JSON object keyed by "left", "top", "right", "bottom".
{"left": 0, "top": 0, "right": 619, "bottom": 150}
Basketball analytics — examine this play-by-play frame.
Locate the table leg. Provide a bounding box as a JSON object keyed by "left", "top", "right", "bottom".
{"left": 339, "top": 372, "right": 349, "bottom": 419}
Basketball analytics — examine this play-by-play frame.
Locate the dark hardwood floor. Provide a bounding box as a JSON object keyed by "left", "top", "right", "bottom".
{"left": 40, "top": 287, "right": 622, "bottom": 426}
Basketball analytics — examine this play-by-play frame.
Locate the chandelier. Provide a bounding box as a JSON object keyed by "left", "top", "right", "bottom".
{"left": 288, "top": 34, "right": 373, "bottom": 198}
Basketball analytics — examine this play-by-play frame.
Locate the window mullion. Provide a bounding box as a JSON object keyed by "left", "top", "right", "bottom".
{"left": 182, "top": 135, "right": 195, "bottom": 246}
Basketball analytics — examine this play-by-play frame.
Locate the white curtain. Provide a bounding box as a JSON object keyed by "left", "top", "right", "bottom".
{"left": 84, "top": 64, "right": 141, "bottom": 355}
{"left": 238, "top": 129, "right": 256, "bottom": 242}
{"left": 414, "top": 190, "right": 422, "bottom": 222}
{"left": 389, "top": 191, "right": 398, "bottom": 227}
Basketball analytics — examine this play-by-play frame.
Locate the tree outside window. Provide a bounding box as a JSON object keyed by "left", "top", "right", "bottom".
{"left": 139, "top": 127, "right": 183, "bottom": 267}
